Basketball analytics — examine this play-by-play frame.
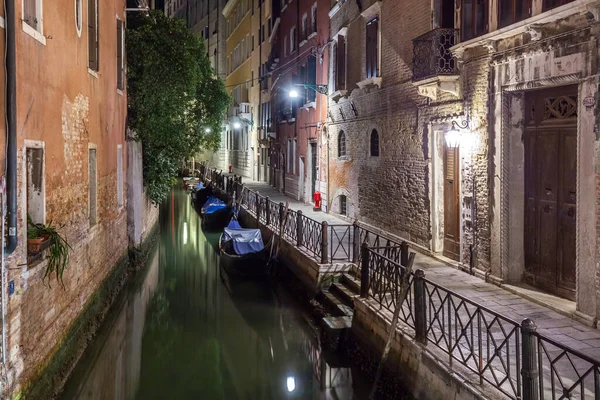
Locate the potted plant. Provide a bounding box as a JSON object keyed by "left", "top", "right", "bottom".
{"left": 27, "top": 216, "right": 72, "bottom": 287}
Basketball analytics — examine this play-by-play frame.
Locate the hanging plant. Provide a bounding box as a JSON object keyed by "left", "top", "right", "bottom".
{"left": 27, "top": 216, "right": 72, "bottom": 288}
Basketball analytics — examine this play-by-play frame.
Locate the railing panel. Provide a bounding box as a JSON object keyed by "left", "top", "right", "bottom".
{"left": 301, "top": 215, "right": 323, "bottom": 260}
{"left": 412, "top": 28, "right": 459, "bottom": 81}
{"left": 329, "top": 225, "right": 352, "bottom": 262}
{"left": 536, "top": 334, "right": 600, "bottom": 400}
{"left": 423, "top": 280, "right": 521, "bottom": 399}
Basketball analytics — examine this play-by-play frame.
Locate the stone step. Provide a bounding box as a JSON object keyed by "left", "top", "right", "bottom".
{"left": 330, "top": 281, "right": 359, "bottom": 309}
{"left": 319, "top": 289, "right": 349, "bottom": 318}
{"left": 340, "top": 272, "right": 361, "bottom": 294}
{"left": 322, "top": 315, "right": 352, "bottom": 330}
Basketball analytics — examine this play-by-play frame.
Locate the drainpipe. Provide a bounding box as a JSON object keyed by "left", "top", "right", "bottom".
{"left": 5, "top": 0, "right": 18, "bottom": 255}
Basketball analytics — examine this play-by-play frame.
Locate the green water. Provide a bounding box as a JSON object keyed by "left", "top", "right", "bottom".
{"left": 61, "top": 189, "right": 369, "bottom": 400}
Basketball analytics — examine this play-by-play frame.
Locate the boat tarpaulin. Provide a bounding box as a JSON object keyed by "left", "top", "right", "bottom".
{"left": 202, "top": 196, "right": 227, "bottom": 214}
{"left": 223, "top": 221, "right": 265, "bottom": 255}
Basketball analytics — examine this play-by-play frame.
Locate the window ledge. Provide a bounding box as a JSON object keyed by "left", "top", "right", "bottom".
{"left": 330, "top": 90, "right": 348, "bottom": 101}
{"left": 0, "top": 17, "right": 5, "bottom": 29}
{"left": 22, "top": 23, "right": 46, "bottom": 45}
{"left": 117, "top": 89, "right": 124, "bottom": 96}
{"left": 356, "top": 77, "right": 382, "bottom": 89}
{"left": 307, "top": 32, "right": 317, "bottom": 40}
{"left": 88, "top": 69, "right": 99, "bottom": 78}
{"left": 329, "top": 1, "right": 343, "bottom": 18}
{"left": 302, "top": 101, "right": 316, "bottom": 110}
{"left": 282, "top": 4, "right": 288, "bottom": 13}
{"left": 299, "top": 39, "right": 308, "bottom": 48}
{"left": 337, "top": 156, "right": 350, "bottom": 162}
{"left": 287, "top": 117, "right": 296, "bottom": 123}
{"left": 451, "top": 0, "right": 598, "bottom": 55}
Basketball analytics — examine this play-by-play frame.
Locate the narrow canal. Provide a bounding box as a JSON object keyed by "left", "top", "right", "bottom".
{"left": 61, "top": 188, "right": 371, "bottom": 399}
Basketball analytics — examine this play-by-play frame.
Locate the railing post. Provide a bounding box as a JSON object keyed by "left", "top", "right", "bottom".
{"left": 256, "top": 197, "right": 262, "bottom": 221}
{"left": 279, "top": 202, "right": 285, "bottom": 225}
{"left": 414, "top": 269, "right": 427, "bottom": 344}
{"left": 321, "top": 221, "right": 328, "bottom": 264}
{"left": 521, "top": 319, "right": 540, "bottom": 400}
{"left": 265, "top": 197, "right": 271, "bottom": 226}
{"left": 296, "top": 211, "right": 303, "bottom": 247}
{"left": 400, "top": 241, "right": 409, "bottom": 267}
{"left": 360, "top": 242, "right": 370, "bottom": 297}
{"left": 352, "top": 221, "right": 360, "bottom": 263}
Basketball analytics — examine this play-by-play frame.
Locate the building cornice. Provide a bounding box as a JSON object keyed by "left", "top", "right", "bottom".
{"left": 223, "top": 0, "right": 241, "bottom": 18}
{"left": 451, "top": 0, "right": 600, "bottom": 56}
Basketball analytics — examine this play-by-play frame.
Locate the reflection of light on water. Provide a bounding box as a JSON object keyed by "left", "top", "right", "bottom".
{"left": 183, "top": 222, "right": 188, "bottom": 245}
{"left": 286, "top": 377, "right": 295, "bottom": 392}
{"left": 269, "top": 336, "right": 274, "bottom": 360}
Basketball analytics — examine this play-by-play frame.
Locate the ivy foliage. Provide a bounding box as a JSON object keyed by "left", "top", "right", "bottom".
{"left": 127, "top": 11, "right": 230, "bottom": 204}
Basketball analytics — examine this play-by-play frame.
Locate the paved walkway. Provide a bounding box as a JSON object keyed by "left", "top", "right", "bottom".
{"left": 242, "top": 179, "right": 600, "bottom": 359}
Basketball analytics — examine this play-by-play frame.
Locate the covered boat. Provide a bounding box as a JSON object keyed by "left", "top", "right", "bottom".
{"left": 200, "top": 196, "right": 232, "bottom": 231}
{"left": 219, "top": 218, "right": 271, "bottom": 277}
{"left": 191, "top": 183, "right": 212, "bottom": 206}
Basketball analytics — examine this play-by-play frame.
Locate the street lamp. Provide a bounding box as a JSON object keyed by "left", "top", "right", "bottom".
{"left": 233, "top": 122, "right": 241, "bottom": 129}
{"left": 445, "top": 118, "right": 470, "bottom": 148}
{"left": 205, "top": 127, "right": 211, "bottom": 133}
{"left": 289, "top": 89, "right": 299, "bottom": 98}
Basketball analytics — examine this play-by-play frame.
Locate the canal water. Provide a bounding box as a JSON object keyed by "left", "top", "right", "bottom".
{"left": 61, "top": 189, "right": 371, "bottom": 400}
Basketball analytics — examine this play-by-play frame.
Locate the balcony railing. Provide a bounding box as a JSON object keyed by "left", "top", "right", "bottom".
{"left": 412, "top": 28, "right": 459, "bottom": 82}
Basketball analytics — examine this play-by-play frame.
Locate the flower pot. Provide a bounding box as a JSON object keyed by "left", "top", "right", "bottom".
{"left": 28, "top": 234, "right": 51, "bottom": 254}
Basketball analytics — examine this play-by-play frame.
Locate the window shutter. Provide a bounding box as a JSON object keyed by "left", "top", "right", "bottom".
{"left": 88, "top": 0, "right": 98, "bottom": 71}
{"left": 336, "top": 36, "right": 346, "bottom": 90}
{"left": 372, "top": 18, "right": 379, "bottom": 77}
{"left": 307, "top": 55, "right": 317, "bottom": 103}
{"left": 366, "top": 20, "right": 374, "bottom": 78}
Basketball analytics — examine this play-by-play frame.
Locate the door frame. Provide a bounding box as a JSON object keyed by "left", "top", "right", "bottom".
{"left": 429, "top": 126, "right": 463, "bottom": 263}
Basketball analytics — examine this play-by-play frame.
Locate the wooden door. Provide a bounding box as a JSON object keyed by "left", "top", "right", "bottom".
{"left": 443, "top": 145, "right": 460, "bottom": 261}
{"left": 524, "top": 88, "right": 577, "bottom": 300}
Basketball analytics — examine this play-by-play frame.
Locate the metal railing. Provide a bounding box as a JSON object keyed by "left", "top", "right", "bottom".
{"left": 360, "top": 243, "right": 600, "bottom": 400}
{"left": 412, "top": 28, "right": 459, "bottom": 82}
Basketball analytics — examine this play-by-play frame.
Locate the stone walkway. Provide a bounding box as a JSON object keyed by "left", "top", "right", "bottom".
{"left": 242, "top": 179, "right": 600, "bottom": 358}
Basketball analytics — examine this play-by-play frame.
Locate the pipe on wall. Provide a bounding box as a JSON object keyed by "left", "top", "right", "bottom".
{"left": 5, "top": 0, "right": 18, "bottom": 254}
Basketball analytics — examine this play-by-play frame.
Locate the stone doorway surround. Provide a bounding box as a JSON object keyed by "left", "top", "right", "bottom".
{"left": 490, "top": 45, "right": 598, "bottom": 324}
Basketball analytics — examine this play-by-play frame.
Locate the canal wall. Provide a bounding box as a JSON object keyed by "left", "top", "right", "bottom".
{"left": 19, "top": 222, "right": 160, "bottom": 400}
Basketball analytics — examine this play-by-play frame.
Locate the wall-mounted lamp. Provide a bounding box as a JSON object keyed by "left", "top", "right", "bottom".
{"left": 205, "top": 127, "right": 212, "bottom": 133}
{"left": 445, "top": 118, "right": 470, "bottom": 148}
{"left": 289, "top": 90, "right": 299, "bottom": 98}
{"left": 233, "top": 122, "right": 241, "bottom": 129}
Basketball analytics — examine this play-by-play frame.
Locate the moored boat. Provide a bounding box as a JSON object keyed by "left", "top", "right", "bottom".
{"left": 219, "top": 218, "right": 271, "bottom": 278}
{"left": 200, "top": 196, "right": 232, "bottom": 231}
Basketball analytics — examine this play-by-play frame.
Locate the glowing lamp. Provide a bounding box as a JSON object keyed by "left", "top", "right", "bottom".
{"left": 286, "top": 377, "right": 295, "bottom": 392}
{"left": 205, "top": 127, "right": 211, "bottom": 133}
{"left": 444, "top": 129, "right": 461, "bottom": 148}
{"left": 289, "top": 90, "right": 299, "bottom": 98}
{"left": 233, "top": 122, "right": 241, "bottom": 129}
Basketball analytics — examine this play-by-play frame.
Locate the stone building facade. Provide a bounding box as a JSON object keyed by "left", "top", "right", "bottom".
{"left": 327, "top": 0, "right": 600, "bottom": 321}
{"left": 270, "top": 0, "right": 330, "bottom": 204}
{"left": 0, "top": 0, "right": 151, "bottom": 394}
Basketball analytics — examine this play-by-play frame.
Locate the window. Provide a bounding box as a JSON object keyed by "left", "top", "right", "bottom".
{"left": 251, "top": 70, "right": 254, "bottom": 87}
{"left": 252, "top": 34, "right": 255, "bottom": 51}
{"left": 75, "top": 0, "right": 83, "bottom": 35}
{"left": 499, "top": 0, "right": 530, "bottom": 28}
{"left": 204, "top": 25, "right": 209, "bottom": 39}
{"left": 301, "top": 13, "right": 308, "bottom": 40}
{"left": 26, "top": 145, "right": 45, "bottom": 227}
{"left": 366, "top": 17, "right": 379, "bottom": 79}
{"left": 284, "top": 35, "right": 287, "bottom": 56}
{"left": 338, "top": 131, "right": 346, "bottom": 158}
{"left": 287, "top": 140, "right": 292, "bottom": 171}
{"left": 261, "top": 23, "right": 265, "bottom": 42}
{"left": 88, "top": 0, "right": 99, "bottom": 71}
{"left": 290, "top": 27, "right": 296, "bottom": 53}
{"left": 311, "top": 3, "right": 317, "bottom": 33}
{"left": 306, "top": 55, "right": 317, "bottom": 103}
{"left": 268, "top": 18, "right": 272, "bottom": 36}
{"left": 340, "top": 195, "right": 347, "bottom": 216}
{"left": 543, "top": 0, "right": 574, "bottom": 11}
{"left": 89, "top": 148, "right": 98, "bottom": 226}
{"left": 370, "top": 129, "right": 379, "bottom": 156}
{"left": 336, "top": 35, "right": 346, "bottom": 91}
{"left": 461, "top": 0, "right": 487, "bottom": 42}
{"left": 24, "top": 0, "right": 42, "bottom": 33}
{"left": 117, "top": 145, "right": 123, "bottom": 208}
{"left": 293, "top": 139, "right": 297, "bottom": 174}
{"left": 117, "top": 19, "right": 125, "bottom": 90}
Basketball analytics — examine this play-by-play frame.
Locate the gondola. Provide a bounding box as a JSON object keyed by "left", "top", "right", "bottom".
{"left": 219, "top": 217, "right": 272, "bottom": 278}
{"left": 191, "top": 183, "right": 213, "bottom": 207}
{"left": 200, "top": 196, "right": 232, "bottom": 231}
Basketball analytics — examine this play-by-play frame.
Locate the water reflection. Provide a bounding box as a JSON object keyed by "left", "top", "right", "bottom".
{"left": 62, "top": 189, "right": 367, "bottom": 400}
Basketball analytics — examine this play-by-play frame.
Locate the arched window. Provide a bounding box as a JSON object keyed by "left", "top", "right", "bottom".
{"left": 338, "top": 131, "right": 346, "bottom": 158}
{"left": 340, "top": 195, "right": 347, "bottom": 215}
{"left": 370, "top": 129, "right": 379, "bottom": 156}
